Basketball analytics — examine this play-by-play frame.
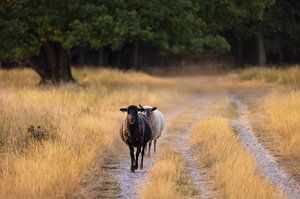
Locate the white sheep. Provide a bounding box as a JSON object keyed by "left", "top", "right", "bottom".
{"left": 139, "top": 104, "right": 166, "bottom": 156}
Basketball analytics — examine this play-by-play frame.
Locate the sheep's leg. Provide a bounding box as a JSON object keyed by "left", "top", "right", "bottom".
{"left": 135, "top": 146, "right": 141, "bottom": 170}
{"left": 148, "top": 140, "right": 152, "bottom": 156}
{"left": 129, "top": 146, "right": 135, "bottom": 172}
{"left": 140, "top": 145, "right": 146, "bottom": 169}
{"left": 154, "top": 139, "right": 157, "bottom": 152}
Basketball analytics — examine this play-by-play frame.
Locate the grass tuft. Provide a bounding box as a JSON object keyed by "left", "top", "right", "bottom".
{"left": 191, "top": 116, "right": 283, "bottom": 199}
{"left": 139, "top": 147, "right": 197, "bottom": 199}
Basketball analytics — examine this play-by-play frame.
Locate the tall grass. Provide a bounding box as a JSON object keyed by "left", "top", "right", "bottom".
{"left": 139, "top": 97, "right": 203, "bottom": 199}
{"left": 0, "top": 68, "right": 183, "bottom": 199}
{"left": 239, "top": 66, "right": 300, "bottom": 85}
{"left": 190, "top": 116, "right": 283, "bottom": 199}
{"left": 250, "top": 90, "right": 300, "bottom": 181}
{"left": 259, "top": 91, "right": 300, "bottom": 155}
{"left": 139, "top": 148, "right": 196, "bottom": 199}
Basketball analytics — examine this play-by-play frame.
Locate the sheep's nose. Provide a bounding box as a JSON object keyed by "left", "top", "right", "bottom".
{"left": 128, "top": 115, "right": 135, "bottom": 124}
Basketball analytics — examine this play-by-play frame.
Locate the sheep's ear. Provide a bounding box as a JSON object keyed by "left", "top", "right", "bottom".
{"left": 138, "top": 107, "right": 145, "bottom": 112}
{"left": 139, "top": 104, "right": 144, "bottom": 109}
{"left": 152, "top": 107, "right": 157, "bottom": 111}
{"left": 120, "top": 108, "right": 127, "bottom": 112}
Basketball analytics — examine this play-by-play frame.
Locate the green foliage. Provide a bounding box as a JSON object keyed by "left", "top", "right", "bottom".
{"left": 198, "top": 0, "right": 275, "bottom": 34}
{"left": 263, "top": 1, "right": 300, "bottom": 62}
{"left": 0, "top": 0, "right": 231, "bottom": 62}
{"left": 190, "top": 35, "right": 230, "bottom": 54}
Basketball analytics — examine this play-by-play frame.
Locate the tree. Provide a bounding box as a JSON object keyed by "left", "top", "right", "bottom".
{"left": 106, "top": 0, "right": 230, "bottom": 68}
{"left": 0, "top": 0, "right": 116, "bottom": 83}
{"left": 197, "top": 0, "right": 275, "bottom": 66}
{"left": 263, "top": 0, "right": 300, "bottom": 63}
{"left": 0, "top": 0, "right": 231, "bottom": 77}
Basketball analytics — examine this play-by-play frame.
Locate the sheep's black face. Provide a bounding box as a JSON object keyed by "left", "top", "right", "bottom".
{"left": 120, "top": 105, "right": 144, "bottom": 125}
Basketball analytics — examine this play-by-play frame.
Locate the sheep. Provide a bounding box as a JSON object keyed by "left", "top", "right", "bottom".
{"left": 139, "top": 104, "right": 166, "bottom": 156}
{"left": 120, "top": 105, "right": 152, "bottom": 172}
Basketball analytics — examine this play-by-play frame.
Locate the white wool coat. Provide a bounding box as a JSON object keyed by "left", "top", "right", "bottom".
{"left": 143, "top": 105, "right": 166, "bottom": 140}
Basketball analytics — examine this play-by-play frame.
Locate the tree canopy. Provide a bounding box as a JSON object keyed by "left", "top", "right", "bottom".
{"left": 0, "top": 0, "right": 299, "bottom": 83}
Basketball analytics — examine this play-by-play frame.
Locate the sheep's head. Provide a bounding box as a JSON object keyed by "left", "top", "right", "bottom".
{"left": 139, "top": 104, "right": 157, "bottom": 117}
{"left": 120, "top": 105, "right": 144, "bottom": 125}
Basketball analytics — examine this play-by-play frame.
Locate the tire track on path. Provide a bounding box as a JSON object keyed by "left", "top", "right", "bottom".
{"left": 168, "top": 95, "right": 215, "bottom": 199}
{"left": 230, "top": 94, "right": 300, "bottom": 199}
{"left": 73, "top": 94, "right": 213, "bottom": 199}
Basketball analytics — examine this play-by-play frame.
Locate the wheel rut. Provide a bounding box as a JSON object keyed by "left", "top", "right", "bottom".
{"left": 230, "top": 94, "right": 300, "bottom": 199}
{"left": 73, "top": 94, "right": 214, "bottom": 199}
{"left": 173, "top": 97, "right": 215, "bottom": 199}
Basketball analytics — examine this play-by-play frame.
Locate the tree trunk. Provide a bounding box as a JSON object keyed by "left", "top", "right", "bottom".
{"left": 31, "top": 41, "right": 74, "bottom": 84}
{"left": 256, "top": 29, "right": 266, "bottom": 66}
{"left": 236, "top": 37, "right": 244, "bottom": 67}
{"left": 97, "top": 48, "right": 104, "bottom": 66}
{"left": 78, "top": 49, "right": 86, "bottom": 66}
{"left": 130, "top": 41, "right": 139, "bottom": 69}
{"left": 58, "top": 45, "right": 74, "bottom": 82}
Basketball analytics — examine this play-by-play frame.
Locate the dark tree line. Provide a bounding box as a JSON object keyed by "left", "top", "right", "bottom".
{"left": 0, "top": 0, "right": 299, "bottom": 83}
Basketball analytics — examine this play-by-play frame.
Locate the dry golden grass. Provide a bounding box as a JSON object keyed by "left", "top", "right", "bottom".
{"left": 0, "top": 67, "right": 185, "bottom": 199}
{"left": 206, "top": 95, "right": 238, "bottom": 119}
{"left": 259, "top": 91, "right": 300, "bottom": 155}
{"left": 139, "top": 96, "right": 203, "bottom": 199}
{"left": 190, "top": 116, "right": 284, "bottom": 199}
{"left": 0, "top": 68, "right": 40, "bottom": 87}
{"left": 139, "top": 147, "right": 196, "bottom": 199}
{"left": 238, "top": 66, "right": 300, "bottom": 85}
{"left": 250, "top": 90, "right": 300, "bottom": 182}
{"left": 237, "top": 66, "right": 300, "bottom": 182}
{"left": 174, "top": 74, "right": 271, "bottom": 97}
{"left": 167, "top": 109, "right": 197, "bottom": 132}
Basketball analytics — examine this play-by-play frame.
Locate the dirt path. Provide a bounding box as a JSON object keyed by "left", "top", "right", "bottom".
{"left": 230, "top": 94, "right": 300, "bottom": 199}
{"left": 171, "top": 96, "right": 215, "bottom": 199}
{"left": 116, "top": 94, "right": 213, "bottom": 199}
{"left": 73, "top": 94, "right": 214, "bottom": 199}
{"left": 74, "top": 89, "right": 300, "bottom": 199}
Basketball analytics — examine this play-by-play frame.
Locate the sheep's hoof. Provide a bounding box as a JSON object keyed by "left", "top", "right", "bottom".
{"left": 131, "top": 166, "right": 135, "bottom": 172}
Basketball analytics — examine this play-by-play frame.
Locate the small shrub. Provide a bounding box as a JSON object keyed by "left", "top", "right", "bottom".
{"left": 26, "top": 125, "right": 55, "bottom": 142}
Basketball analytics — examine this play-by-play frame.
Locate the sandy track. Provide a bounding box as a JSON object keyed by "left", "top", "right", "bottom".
{"left": 73, "top": 94, "right": 213, "bottom": 199}
{"left": 231, "top": 95, "right": 300, "bottom": 199}
{"left": 172, "top": 96, "right": 215, "bottom": 199}
{"left": 116, "top": 94, "right": 212, "bottom": 199}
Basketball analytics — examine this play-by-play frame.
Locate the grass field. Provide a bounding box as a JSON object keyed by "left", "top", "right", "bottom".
{"left": 0, "top": 68, "right": 185, "bottom": 199}
{"left": 0, "top": 66, "right": 299, "bottom": 199}
{"left": 248, "top": 90, "right": 300, "bottom": 183}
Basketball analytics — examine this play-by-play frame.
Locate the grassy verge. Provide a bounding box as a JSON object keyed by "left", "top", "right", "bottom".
{"left": 139, "top": 94, "right": 203, "bottom": 199}
{"left": 0, "top": 68, "right": 185, "bottom": 199}
{"left": 139, "top": 148, "right": 196, "bottom": 199}
{"left": 238, "top": 66, "right": 300, "bottom": 85}
{"left": 250, "top": 90, "right": 300, "bottom": 182}
{"left": 190, "top": 116, "right": 283, "bottom": 199}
